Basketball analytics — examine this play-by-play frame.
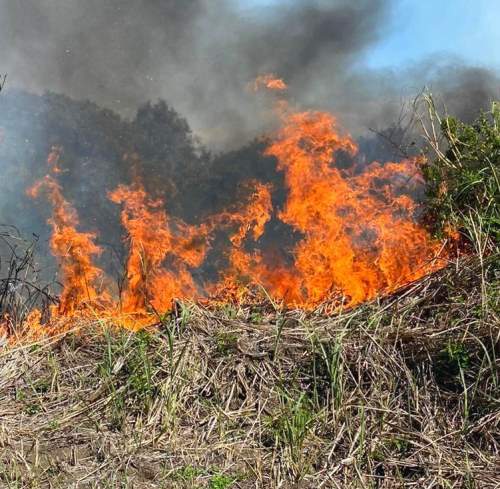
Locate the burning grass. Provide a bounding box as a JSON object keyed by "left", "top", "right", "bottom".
{"left": 0, "top": 253, "right": 498, "bottom": 488}
{"left": 8, "top": 78, "right": 453, "bottom": 336}
{"left": 0, "top": 81, "right": 498, "bottom": 487}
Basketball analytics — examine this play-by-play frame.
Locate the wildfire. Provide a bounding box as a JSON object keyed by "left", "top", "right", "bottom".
{"left": 27, "top": 147, "right": 105, "bottom": 316}
{"left": 109, "top": 182, "right": 210, "bottom": 315}
{"left": 252, "top": 74, "right": 288, "bottom": 92}
{"left": 12, "top": 74, "right": 451, "bottom": 337}
{"left": 206, "top": 108, "right": 446, "bottom": 308}
{"left": 262, "top": 111, "right": 444, "bottom": 306}
{"left": 208, "top": 181, "right": 274, "bottom": 303}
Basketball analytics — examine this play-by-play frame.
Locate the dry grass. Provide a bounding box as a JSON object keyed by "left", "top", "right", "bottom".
{"left": 0, "top": 254, "right": 498, "bottom": 488}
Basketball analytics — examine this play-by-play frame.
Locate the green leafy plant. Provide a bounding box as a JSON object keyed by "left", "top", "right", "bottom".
{"left": 421, "top": 98, "right": 499, "bottom": 248}
{"left": 446, "top": 341, "right": 471, "bottom": 371}
{"left": 267, "top": 389, "right": 316, "bottom": 476}
{"left": 98, "top": 330, "right": 158, "bottom": 428}
{"left": 170, "top": 464, "right": 205, "bottom": 482}
{"left": 208, "top": 473, "right": 237, "bottom": 489}
{"left": 216, "top": 331, "right": 238, "bottom": 356}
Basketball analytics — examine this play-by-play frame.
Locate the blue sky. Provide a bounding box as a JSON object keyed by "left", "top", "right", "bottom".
{"left": 239, "top": 0, "right": 500, "bottom": 71}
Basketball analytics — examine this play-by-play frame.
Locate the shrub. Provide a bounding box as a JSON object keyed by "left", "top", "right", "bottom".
{"left": 421, "top": 97, "right": 499, "bottom": 250}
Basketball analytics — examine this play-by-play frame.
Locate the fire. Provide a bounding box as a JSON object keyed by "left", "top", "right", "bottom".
{"left": 46, "top": 145, "right": 63, "bottom": 173}
{"left": 109, "top": 182, "right": 210, "bottom": 314}
{"left": 262, "top": 109, "right": 444, "bottom": 306}
{"left": 252, "top": 74, "right": 288, "bottom": 92}
{"left": 207, "top": 109, "right": 445, "bottom": 308}
{"left": 207, "top": 181, "right": 273, "bottom": 303}
{"left": 27, "top": 148, "right": 105, "bottom": 316}
{"left": 10, "top": 74, "right": 451, "bottom": 338}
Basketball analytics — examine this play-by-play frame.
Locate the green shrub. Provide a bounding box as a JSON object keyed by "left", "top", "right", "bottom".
{"left": 422, "top": 100, "right": 499, "bottom": 249}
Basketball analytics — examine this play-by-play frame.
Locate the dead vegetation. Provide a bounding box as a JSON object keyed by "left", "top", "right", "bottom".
{"left": 0, "top": 226, "right": 56, "bottom": 332}
{"left": 0, "top": 96, "right": 498, "bottom": 488}
{"left": 0, "top": 252, "right": 498, "bottom": 488}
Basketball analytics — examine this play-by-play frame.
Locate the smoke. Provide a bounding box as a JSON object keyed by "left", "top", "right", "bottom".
{"left": 1, "top": 0, "right": 499, "bottom": 149}
{"left": 429, "top": 64, "right": 500, "bottom": 122}
{"left": 2, "top": 0, "right": 384, "bottom": 145}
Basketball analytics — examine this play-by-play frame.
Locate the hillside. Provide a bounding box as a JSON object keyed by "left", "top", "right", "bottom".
{"left": 0, "top": 94, "right": 498, "bottom": 488}
{"left": 0, "top": 254, "right": 498, "bottom": 488}
{"left": 2, "top": 0, "right": 500, "bottom": 485}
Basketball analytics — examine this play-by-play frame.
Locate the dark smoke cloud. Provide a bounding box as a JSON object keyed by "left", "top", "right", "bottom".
{"left": 0, "top": 0, "right": 389, "bottom": 147}
{"left": 428, "top": 64, "right": 500, "bottom": 122}
{"left": 1, "top": 0, "right": 498, "bottom": 149}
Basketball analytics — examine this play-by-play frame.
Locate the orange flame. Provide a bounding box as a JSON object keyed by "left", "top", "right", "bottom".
{"left": 207, "top": 181, "right": 273, "bottom": 302}
{"left": 14, "top": 74, "right": 452, "bottom": 338}
{"left": 264, "top": 110, "right": 444, "bottom": 306}
{"left": 27, "top": 150, "right": 105, "bottom": 316}
{"left": 109, "top": 182, "right": 211, "bottom": 315}
{"left": 252, "top": 74, "right": 288, "bottom": 92}
{"left": 211, "top": 78, "right": 448, "bottom": 308}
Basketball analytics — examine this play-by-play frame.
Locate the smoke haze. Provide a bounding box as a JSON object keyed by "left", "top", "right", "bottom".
{"left": 2, "top": 0, "right": 497, "bottom": 148}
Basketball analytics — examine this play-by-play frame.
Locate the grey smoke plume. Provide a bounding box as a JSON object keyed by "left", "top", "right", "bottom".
{"left": 0, "top": 0, "right": 498, "bottom": 149}
{"left": 0, "top": 0, "right": 392, "bottom": 146}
